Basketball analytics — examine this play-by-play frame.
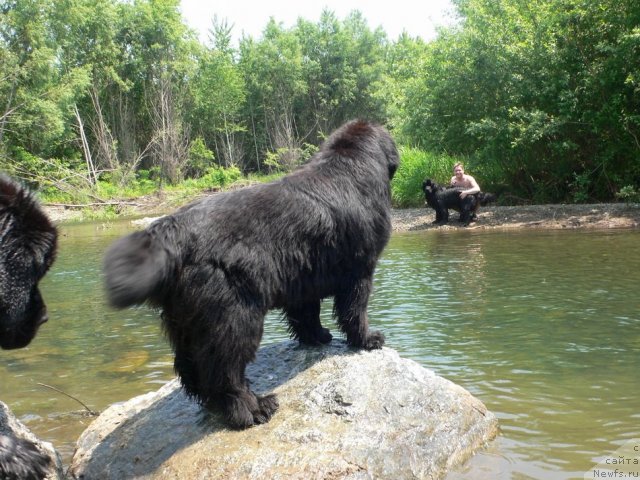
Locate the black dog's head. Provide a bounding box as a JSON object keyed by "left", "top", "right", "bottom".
{"left": 0, "top": 176, "right": 57, "bottom": 349}
{"left": 422, "top": 178, "right": 443, "bottom": 197}
{"left": 323, "top": 120, "right": 400, "bottom": 181}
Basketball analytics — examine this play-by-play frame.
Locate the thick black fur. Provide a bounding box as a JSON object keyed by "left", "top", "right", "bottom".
{"left": 0, "top": 175, "right": 57, "bottom": 479}
{"left": 0, "top": 433, "right": 51, "bottom": 480}
{"left": 0, "top": 176, "right": 57, "bottom": 349}
{"left": 422, "top": 178, "right": 496, "bottom": 226}
{"left": 104, "top": 120, "right": 399, "bottom": 429}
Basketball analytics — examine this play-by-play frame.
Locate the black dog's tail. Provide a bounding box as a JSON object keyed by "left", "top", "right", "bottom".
{"left": 478, "top": 192, "right": 497, "bottom": 206}
{"left": 103, "top": 227, "right": 175, "bottom": 309}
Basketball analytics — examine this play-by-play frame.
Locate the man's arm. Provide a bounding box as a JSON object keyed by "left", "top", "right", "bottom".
{"left": 460, "top": 175, "right": 480, "bottom": 198}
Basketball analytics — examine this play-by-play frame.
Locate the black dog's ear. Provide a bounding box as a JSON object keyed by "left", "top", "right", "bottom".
{"left": 103, "top": 231, "right": 172, "bottom": 308}
{"left": 0, "top": 176, "right": 58, "bottom": 265}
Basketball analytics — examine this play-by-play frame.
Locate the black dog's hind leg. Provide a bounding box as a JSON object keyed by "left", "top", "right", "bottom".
{"left": 193, "top": 308, "right": 278, "bottom": 429}
{"left": 459, "top": 198, "right": 477, "bottom": 226}
{"left": 174, "top": 346, "right": 200, "bottom": 399}
{"left": 459, "top": 207, "right": 472, "bottom": 225}
{"left": 284, "top": 300, "right": 332, "bottom": 345}
{"left": 334, "top": 276, "right": 384, "bottom": 350}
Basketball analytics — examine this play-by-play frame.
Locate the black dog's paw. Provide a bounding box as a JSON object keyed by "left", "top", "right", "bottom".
{"left": 0, "top": 434, "right": 51, "bottom": 480}
{"left": 253, "top": 394, "right": 279, "bottom": 424}
{"left": 224, "top": 391, "right": 279, "bottom": 429}
{"left": 223, "top": 392, "right": 257, "bottom": 429}
{"left": 347, "top": 330, "right": 385, "bottom": 350}
{"left": 296, "top": 326, "right": 333, "bottom": 346}
{"left": 317, "top": 327, "right": 333, "bottom": 344}
{"left": 363, "top": 330, "right": 385, "bottom": 350}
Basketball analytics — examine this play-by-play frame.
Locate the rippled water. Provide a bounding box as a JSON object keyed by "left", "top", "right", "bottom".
{"left": 1, "top": 221, "right": 638, "bottom": 478}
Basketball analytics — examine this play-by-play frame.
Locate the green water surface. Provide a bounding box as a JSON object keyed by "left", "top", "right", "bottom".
{"left": 1, "top": 221, "right": 638, "bottom": 479}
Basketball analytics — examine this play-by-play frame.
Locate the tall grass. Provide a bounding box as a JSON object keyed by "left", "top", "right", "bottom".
{"left": 391, "top": 147, "right": 462, "bottom": 208}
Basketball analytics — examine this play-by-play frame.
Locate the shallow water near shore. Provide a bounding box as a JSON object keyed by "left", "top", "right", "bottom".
{"left": 1, "top": 220, "right": 639, "bottom": 478}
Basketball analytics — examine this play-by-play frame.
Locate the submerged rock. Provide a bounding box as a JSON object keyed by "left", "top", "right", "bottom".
{"left": 71, "top": 341, "right": 498, "bottom": 479}
{"left": 0, "top": 401, "right": 63, "bottom": 480}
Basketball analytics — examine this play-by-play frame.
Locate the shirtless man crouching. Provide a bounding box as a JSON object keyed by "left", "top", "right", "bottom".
{"left": 450, "top": 163, "right": 480, "bottom": 199}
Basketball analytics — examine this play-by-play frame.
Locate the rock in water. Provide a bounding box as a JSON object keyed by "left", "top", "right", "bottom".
{"left": 71, "top": 341, "right": 498, "bottom": 479}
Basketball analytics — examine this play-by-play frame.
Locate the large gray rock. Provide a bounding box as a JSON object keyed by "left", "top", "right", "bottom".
{"left": 0, "top": 401, "right": 63, "bottom": 479}
{"left": 71, "top": 341, "right": 498, "bottom": 479}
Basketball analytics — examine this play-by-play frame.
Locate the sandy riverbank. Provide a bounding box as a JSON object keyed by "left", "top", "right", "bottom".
{"left": 45, "top": 196, "right": 640, "bottom": 232}
{"left": 391, "top": 203, "right": 640, "bottom": 231}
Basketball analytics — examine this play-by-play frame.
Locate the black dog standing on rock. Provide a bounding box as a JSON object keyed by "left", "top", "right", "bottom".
{"left": 0, "top": 175, "right": 58, "bottom": 480}
{"left": 104, "top": 120, "right": 399, "bottom": 429}
{"left": 422, "top": 178, "right": 496, "bottom": 226}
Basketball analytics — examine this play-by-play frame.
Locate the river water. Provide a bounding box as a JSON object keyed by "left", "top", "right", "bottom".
{"left": 1, "top": 221, "right": 638, "bottom": 479}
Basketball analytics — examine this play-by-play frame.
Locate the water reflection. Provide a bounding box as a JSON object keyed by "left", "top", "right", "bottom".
{"left": 0, "top": 222, "right": 638, "bottom": 479}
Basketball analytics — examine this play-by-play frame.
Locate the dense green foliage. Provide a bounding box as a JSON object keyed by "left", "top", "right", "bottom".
{"left": 391, "top": 148, "right": 461, "bottom": 207}
{"left": 1, "top": 0, "right": 638, "bottom": 206}
{"left": 403, "top": 0, "right": 640, "bottom": 202}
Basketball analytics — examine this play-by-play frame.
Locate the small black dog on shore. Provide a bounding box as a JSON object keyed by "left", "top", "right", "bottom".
{"left": 1, "top": 175, "right": 58, "bottom": 480}
{"left": 422, "top": 178, "right": 496, "bottom": 226}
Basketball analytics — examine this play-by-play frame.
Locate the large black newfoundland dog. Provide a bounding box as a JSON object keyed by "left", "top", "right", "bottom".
{"left": 104, "top": 120, "right": 399, "bottom": 429}
{"left": 1, "top": 175, "right": 58, "bottom": 479}
{"left": 423, "top": 178, "right": 496, "bottom": 226}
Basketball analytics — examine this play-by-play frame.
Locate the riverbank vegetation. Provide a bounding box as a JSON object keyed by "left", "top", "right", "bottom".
{"left": 1, "top": 0, "right": 638, "bottom": 213}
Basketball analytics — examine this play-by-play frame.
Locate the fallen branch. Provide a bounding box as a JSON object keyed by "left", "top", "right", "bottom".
{"left": 44, "top": 201, "right": 140, "bottom": 208}
{"left": 37, "top": 383, "right": 98, "bottom": 416}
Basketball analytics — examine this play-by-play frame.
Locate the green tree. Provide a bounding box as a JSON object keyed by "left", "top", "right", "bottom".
{"left": 295, "top": 10, "right": 389, "bottom": 142}
{"left": 189, "top": 18, "right": 246, "bottom": 170}
{"left": 115, "top": 0, "right": 199, "bottom": 184}
{"left": 0, "top": 0, "right": 89, "bottom": 160}
{"left": 239, "top": 19, "right": 307, "bottom": 171}
{"left": 402, "top": 0, "right": 640, "bottom": 202}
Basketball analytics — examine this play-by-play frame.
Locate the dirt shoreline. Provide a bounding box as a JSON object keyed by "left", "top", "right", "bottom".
{"left": 45, "top": 201, "right": 640, "bottom": 231}
{"left": 391, "top": 203, "right": 640, "bottom": 231}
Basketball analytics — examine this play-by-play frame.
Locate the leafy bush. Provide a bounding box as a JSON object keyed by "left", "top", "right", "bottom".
{"left": 616, "top": 185, "right": 640, "bottom": 203}
{"left": 186, "top": 137, "right": 216, "bottom": 178}
{"left": 204, "top": 165, "right": 242, "bottom": 187}
{"left": 569, "top": 172, "right": 591, "bottom": 203}
{"left": 391, "top": 147, "right": 459, "bottom": 208}
{"left": 263, "top": 144, "right": 319, "bottom": 172}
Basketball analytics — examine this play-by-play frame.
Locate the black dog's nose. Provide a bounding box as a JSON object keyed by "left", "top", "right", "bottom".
{"left": 37, "top": 312, "right": 49, "bottom": 326}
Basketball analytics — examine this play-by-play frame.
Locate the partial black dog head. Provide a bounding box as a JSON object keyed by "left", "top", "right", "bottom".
{"left": 0, "top": 176, "right": 57, "bottom": 349}
{"left": 323, "top": 120, "right": 399, "bottom": 181}
{"left": 0, "top": 432, "right": 51, "bottom": 480}
{"left": 422, "top": 178, "right": 444, "bottom": 201}
{"left": 422, "top": 178, "right": 437, "bottom": 194}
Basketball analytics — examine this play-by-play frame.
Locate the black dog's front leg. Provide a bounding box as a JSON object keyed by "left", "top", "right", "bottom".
{"left": 435, "top": 206, "right": 449, "bottom": 224}
{"left": 284, "top": 301, "right": 333, "bottom": 345}
{"left": 334, "top": 276, "right": 384, "bottom": 350}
